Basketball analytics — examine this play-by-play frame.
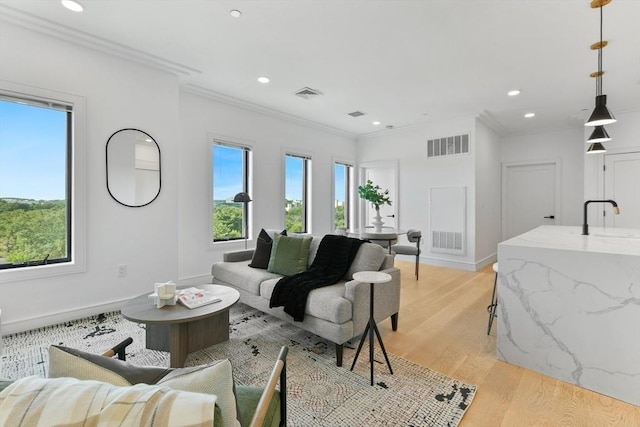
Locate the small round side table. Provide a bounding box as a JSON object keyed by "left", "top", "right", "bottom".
{"left": 350, "top": 271, "right": 394, "bottom": 385}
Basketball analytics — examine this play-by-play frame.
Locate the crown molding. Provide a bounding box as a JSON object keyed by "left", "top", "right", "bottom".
{"left": 476, "top": 110, "right": 508, "bottom": 136}
{"left": 0, "top": 4, "right": 200, "bottom": 77}
{"left": 182, "top": 84, "right": 356, "bottom": 139}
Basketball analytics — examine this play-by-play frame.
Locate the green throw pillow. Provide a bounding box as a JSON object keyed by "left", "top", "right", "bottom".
{"left": 267, "top": 234, "right": 312, "bottom": 276}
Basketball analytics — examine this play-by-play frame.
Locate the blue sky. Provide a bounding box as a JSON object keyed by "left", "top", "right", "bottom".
{"left": 213, "top": 147, "right": 345, "bottom": 201}
{"left": 0, "top": 100, "right": 67, "bottom": 200}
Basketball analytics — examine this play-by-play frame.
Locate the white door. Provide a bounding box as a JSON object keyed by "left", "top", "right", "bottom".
{"left": 502, "top": 161, "right": 559, "bottom": 240}
{"left": 604, "top": 152, "right": 640, "bottom": 229}
{"left": 360, "top": 161, "right": 398, "bottom": 229}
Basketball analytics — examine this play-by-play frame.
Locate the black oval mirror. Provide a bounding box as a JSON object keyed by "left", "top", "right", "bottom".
{"left": 106, "top": 128, "right": 161, "bottom": 207}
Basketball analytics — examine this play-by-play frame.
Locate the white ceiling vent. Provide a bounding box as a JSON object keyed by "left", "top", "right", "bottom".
{"left": 294, "top": 87, "right": 323, "bottom": 100}
{"left": 347, "top": 111, "right": 366, "bottom": 117}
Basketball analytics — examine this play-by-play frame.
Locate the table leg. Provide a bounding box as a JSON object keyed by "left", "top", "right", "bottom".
{"left": 169, "top": 323, "right": 189, "bottom": 368}
{"left": 350, "top": 322, "right": 370, "bottom": 371}
{"left": 372, "top": 321, "right": 393, "bottom": 375}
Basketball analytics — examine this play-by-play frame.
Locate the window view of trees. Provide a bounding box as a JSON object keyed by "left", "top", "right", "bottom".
{"left": 285, "top": 154, "right": 309, "bottom": 233}
{"left": 212, "top": 143, "right": 250, "bottom": 241}
{"left": 0, "top": 199, "right": 66, "bottom": 265}
{"left": 213, "top": 201, "right": 243, "bottom": 240}
{"left": 0, "top": 98, "right": 70, "bottom": 269}
{"left": 335, "top": 205, "right": 345, "bottom": 229}
{"left": 334, "top": 162, "right": 352, "bottom": 230}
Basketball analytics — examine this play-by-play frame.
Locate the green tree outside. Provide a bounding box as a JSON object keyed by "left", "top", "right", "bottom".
{"left": 0, "top": 199, "right": 67, "bottom": 263}
{"left": 213, "top": 202, "right": 243, "bottom": 240}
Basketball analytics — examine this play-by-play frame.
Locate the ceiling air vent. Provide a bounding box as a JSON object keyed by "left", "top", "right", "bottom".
{"left": 347, "top": 111, "right": 366, "bottom": 117}
{"left": 294, "top": 87, "right": 323, "bottom": 100}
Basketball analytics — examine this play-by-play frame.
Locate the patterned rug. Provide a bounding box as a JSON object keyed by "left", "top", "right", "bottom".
{"left": 2, "top": 303, "right": 476, "bottom": 426}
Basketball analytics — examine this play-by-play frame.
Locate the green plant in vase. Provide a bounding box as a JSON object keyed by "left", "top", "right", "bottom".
{"left": 358, "top": 180, "right": 392, "bottom": 231}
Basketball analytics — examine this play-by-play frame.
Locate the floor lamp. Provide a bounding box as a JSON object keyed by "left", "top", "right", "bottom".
{"left": 233, "top": 192, "right": 252, "bottom": 249}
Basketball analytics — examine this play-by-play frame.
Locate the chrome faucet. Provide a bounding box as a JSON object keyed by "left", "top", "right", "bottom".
{"left": 582, "top": 200, "right": 620, "bottom": 235}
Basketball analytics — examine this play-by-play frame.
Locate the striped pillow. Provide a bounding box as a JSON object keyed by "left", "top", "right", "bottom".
{"left": 0, "top": 376, "right": 217, "bottom": 426}
{"left": 48, "top": 345, "right": 240, "bottom": 427}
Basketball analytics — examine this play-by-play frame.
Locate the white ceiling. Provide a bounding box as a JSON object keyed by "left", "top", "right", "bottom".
{"left": 2, "top": 0, "right": 639, "bottom": 137}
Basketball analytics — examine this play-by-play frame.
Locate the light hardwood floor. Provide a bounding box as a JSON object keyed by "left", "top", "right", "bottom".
{"left": 379, "top": 260, "right": 640, "bottom": 427}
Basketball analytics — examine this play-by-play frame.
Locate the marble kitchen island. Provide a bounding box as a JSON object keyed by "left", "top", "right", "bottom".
{"left": 497, "top": 225, "right": 640, "bottom": 406}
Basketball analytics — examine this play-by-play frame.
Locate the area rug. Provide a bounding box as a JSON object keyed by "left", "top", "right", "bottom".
{"left": 1, "top": 303, "right": 476, "bottom": 426}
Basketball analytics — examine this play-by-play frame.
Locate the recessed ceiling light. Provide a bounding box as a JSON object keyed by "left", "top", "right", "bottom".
{"left": 230, "top": 9, "right": 242, "bottom": 18}
{"left": 524, "top": 112, "right": 535, "bottom": 118}
{"left": 257, "top": 76, "right": 270, "bottom": 84}
{"left": 372, "top": 121, "right": 381, "bottom": 126}
{"left": 508, "top": 90, "right": 521, "bottom": 96}
{"left": 61, "top": 0, "right": 83, "bottom": 12}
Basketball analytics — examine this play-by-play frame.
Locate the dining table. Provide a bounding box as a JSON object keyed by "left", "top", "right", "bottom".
{"left": 346, "top": 228, "right": 407, "bottom": 253}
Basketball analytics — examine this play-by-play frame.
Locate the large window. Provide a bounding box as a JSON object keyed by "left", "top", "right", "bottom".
{"left": 285, "top": 153, "right": 311, "bottom": 233}
{"left": 334, "top": 162, "right": 353, "bottom": 230}
{"left": 0, "top": 96, "right": 71, "bottom": 270}
{"left": 212, "top": 142, "right": 251, "bottom": 242}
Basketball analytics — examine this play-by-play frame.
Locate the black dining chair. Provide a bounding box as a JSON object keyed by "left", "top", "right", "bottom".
{"left": 390, "top": 229, "right": 421, "bottom": 279}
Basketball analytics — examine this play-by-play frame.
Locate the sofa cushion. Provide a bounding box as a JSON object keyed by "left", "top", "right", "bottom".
{"left": 0, "top": 376, "right": 217, "bottom": 427}
{"left": 213, "top": 260, "right": 283, "bottom": 295}
{"left": 267, "top": 234, "right": 312, "bottom": 276}
{"left": 260, "top": 278, "right": 352, "bottom": 324}
{"left": 307, "top": 236, "right": 321, "bottom": 267}
{"left": 344, "top": 242, "right": 387, "bottom": 279}
{"left": 48, "top": 345, "right": 240, "bottom": 427}
{"left": 249, "top": 229, "right": 286, "bottom": 269}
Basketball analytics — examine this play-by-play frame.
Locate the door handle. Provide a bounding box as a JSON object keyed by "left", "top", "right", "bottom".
{"left": 386, "top": 214, "right": 395, "bottom": 218}
{"left": 544, "top": 215, "right": 555, "bottom": 219}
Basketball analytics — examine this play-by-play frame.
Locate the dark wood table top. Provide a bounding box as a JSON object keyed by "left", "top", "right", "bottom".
{"left": 121, "top": 284, "right": 240, "bottom": 325}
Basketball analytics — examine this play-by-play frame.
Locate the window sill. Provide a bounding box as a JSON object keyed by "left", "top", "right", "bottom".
{"left": 0, "top": 261, "right": 85, "bottom": 283}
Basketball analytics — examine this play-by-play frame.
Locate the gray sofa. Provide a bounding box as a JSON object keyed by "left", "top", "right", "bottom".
{"left": 211, "top": 234, "right": 401, "bottom": 366}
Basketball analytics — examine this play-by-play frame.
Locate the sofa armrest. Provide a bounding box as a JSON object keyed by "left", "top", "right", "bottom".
{"left": 223, "top": 249, "right": 255, "bottom": 262}
{"left": 344, "top": 267, "right": 401, "bottom": 335}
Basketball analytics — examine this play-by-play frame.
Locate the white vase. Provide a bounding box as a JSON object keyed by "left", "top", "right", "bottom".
{"left": 372, "top": 209, "right": 384, "bottom": 232}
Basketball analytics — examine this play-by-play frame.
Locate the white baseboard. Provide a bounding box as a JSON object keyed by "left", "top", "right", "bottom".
{"left": 178, "top": 273, "right": 213, "bottom": 286}
{"left": 2, "top": 298, "right": 129, "bottom": 336}
{"left": 395, "top": 253, "right": 497, "bottom": 272}
{"left": 1, "top": 274, "right": 214, "bottom": 336}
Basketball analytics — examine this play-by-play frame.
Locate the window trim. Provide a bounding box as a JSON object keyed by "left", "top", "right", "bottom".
{"left": 209, "top": 135, "right": 253, "bottom": 247}
{"left": 284, "top": 151, "right": 312, "bottom": 234}
{"left": 0, "top": 80, "right": 86, "bottom": 283}
{"left": 332, "top": 158, "right": 355, "bottom": 231}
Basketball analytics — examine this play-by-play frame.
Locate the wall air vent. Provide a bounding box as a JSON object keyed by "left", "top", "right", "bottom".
{"left": 347, "top": 111, "right": 366, "bottom": 117}
{"left": 427, "top": 133, "right": 470, "bottom": 158}
{"left": 294, "top": 87, "right": 323, "bottom": 100}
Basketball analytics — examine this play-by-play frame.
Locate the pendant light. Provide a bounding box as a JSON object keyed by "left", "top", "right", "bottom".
{"left": 585, "top": 0, "right": 616, "bottom": 128}
{"left": 587, "top": 125, "right": 611, "bottom": 143}
{"left": 587, "top": 142, "right": 607, "bottom": 154}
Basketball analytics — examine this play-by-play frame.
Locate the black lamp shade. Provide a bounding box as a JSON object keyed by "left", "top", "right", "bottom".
{"left": 585, "top": 95, "right": 617, "bottom": 127}
{"left": 233, "top": 192, "right": 252, "bottom": 203}
{"left": 587, "top": 126, "right": 611, "bottom": 143}
{"left": 587, "top": 142, "right": 607, "bottom": 154}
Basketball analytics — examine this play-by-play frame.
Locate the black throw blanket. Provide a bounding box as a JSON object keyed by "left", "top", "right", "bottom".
{"left": 269, "top": 235, "right": 366, "bottom": 321}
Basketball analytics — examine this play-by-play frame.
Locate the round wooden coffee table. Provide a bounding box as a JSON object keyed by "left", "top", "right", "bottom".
{"left": 121, "top": 284, "right": 240, "bottom": 367}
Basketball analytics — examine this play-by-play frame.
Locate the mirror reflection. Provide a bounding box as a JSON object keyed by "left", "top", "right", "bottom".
{"left": 106, "top": 128, "right": 161, "bottom": 207}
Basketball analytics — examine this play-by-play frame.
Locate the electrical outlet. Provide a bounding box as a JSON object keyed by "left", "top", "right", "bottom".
{"left": 117, "top": 264, "right": 127, "bottom": 277}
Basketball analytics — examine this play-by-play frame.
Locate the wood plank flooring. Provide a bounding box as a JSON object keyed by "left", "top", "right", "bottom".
{"left": 380, "top": 260, "right": 640, "bottom": 427}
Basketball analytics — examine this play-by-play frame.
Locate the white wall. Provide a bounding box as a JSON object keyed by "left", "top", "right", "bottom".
{"left": 357, "top": 116, "right": 482, "bottom": 270}
{"left": 0, "top": 22, "right": 180, "bottom": 333}
{"left": 474, "top": 119, "right": 502, "bottom": 268}
{"left": 500, "top": 126, "right": 585, "bottom": 227}
{"left": 0, "top": 22, "right": 357, "bottom": 334}
{"left": 177, "top": 90, "right": 357, "bottom": 284}
{"left": 583, "top": 110, "right": 640, "bottom": 227}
